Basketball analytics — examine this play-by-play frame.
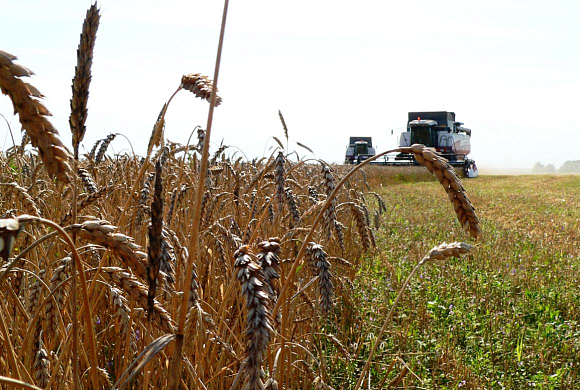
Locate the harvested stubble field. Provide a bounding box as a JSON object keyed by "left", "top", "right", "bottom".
{"left": 1, "top": 3, "right": 579, "bottom": 390}
{"left": 358, "top": 173, "right": 580, "bottom": 389}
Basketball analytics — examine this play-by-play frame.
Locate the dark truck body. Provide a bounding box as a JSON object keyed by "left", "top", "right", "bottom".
{"left": 408, "top": 111, "right": 455, "bottom": 128}
{"left": 348, "top": 137, "right": 373, "bottom": 147}
{"left": 345, "top": 137, "right": 376, "bottom": 164}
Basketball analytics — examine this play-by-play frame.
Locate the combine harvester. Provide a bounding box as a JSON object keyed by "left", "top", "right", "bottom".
{"left": 345, "top": 111, "right": 478, "bottom": 178}
{"left": 344, "top": 137, "right": 376, "bottom": 164}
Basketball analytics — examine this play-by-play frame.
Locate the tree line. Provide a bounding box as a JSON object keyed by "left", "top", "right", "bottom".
{"left": 533, "top": 160, "right": 580, "bottom": 174}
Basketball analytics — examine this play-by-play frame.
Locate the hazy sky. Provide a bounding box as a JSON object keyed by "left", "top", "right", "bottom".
{"left": 1, "top": 0, "right": 579, "bottom": 169}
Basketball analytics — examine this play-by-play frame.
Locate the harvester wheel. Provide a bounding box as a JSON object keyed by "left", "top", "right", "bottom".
{"left": 463, "top": 159, "right": 479, "bottom": 178}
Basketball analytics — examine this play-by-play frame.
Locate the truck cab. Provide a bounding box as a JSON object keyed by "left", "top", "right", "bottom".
{"left": 345, "top": 137, "right": 376, "bottom": 164}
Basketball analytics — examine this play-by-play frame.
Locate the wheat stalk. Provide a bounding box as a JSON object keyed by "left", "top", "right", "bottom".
{"left": 4, "top": 214, "right": 101, "bottom": 388}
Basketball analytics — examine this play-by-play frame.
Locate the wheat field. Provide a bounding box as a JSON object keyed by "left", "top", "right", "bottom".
{"left": 3, "top": 3, "right": 578, "bottom": 390}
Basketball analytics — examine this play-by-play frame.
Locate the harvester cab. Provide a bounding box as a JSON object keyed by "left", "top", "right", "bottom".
{"left": 398, "top": 111, "right": 478, "bottom": 178}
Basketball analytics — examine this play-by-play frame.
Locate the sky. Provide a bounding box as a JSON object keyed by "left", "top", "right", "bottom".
{"left": 1, "top": 0, "right": 580, "bottom": 170}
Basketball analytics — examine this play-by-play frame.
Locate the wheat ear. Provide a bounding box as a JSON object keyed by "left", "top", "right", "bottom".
{"left": 401, "top": 144, "right": 481, "bottom": 238}
{"left": 278, "top": 110, "right": 288, "bottom": 141}
{"left": 69, "top": 2, "right": 100, "bottom": 158}
{"left": 147, "top": 160, "right": 164, "bottom": 318}
{"left": 68, "top": 220, "right": 160, "bottom": 284}
{"left": 285, "top": 187, "right": 300, "bottom": 229}
{"left": 0, "top": 51, "right": 73, "bottom": 182}
{"left": 274, "top": 152, "right": 286, "bottom": 213}
{"left": 306, "top": 243, "right": 334, "bottom": 313}
{"left": 181, "top": 73, "right": 222, "bottom": 106}
{"left": 60, "top": 184, "right": 113, "bottom": 225}
{"left": 256, "top": 238, "right": 282, "bottom": 325}
{"left": 348, "top": 202, "right": 371, "bottom": 251}
{"left": 321, "top": 164, "right": 337, "bottom": 240}
{"left": 34, "top": 335, "right": 50, "bottom": 388}
{"left": 95, "top": 133, "right": 116, "bottom": 164}
{"left": 77, "top": 167, "right": 98, "bottom": 193}
{"left": 99, "top": 267, "right": 175, "bottom": 333}
{"left": 44, "top": 257, "right": 72, "bottom": 341}
{"left": 0, "top": 182, "right": 40, "bottom": 216}
{"left": 234, "top": 245, "right": 273, "bottom": 389}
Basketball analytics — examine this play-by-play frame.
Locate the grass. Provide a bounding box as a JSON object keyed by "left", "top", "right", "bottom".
{"left": 340, "top": 173, "right": 580, "bottom": 389}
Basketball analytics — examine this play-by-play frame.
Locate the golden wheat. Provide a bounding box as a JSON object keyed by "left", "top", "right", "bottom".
{"left": 0, "top": 51, "right": 73, "bottom": 182}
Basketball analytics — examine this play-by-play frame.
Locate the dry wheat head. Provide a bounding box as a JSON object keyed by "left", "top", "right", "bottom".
{"left": 0, "top": 50, "right": 73, "bottom": 182}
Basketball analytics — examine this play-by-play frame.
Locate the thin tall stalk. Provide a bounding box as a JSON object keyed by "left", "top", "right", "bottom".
{"left": 69, "top": 4, "right": 100, "bottom": 385}
{"left": 167, "top": 0, "right": 230, "bottom": 388}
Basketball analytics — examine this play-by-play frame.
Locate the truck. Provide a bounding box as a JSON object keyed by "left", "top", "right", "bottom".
{"left": 344, "top": 137, "right": 376, "bottom": 164}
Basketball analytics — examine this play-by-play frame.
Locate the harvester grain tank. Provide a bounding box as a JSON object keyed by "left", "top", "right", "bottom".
{"left": 397, "top": 111, "right": 478, "bottom": 177}
{"left": 345, "top": 137, "right": 376, "bottom": 164}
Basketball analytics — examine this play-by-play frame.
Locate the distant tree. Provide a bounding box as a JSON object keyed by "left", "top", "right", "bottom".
{"left": 532, "top": 162, "right": 545, "bottom": 173}
{"left": 558, "top": 160, "right": 580, "bottom": 173}
{"left": 544, "top": 164, "right": 556, "bottom": 173}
